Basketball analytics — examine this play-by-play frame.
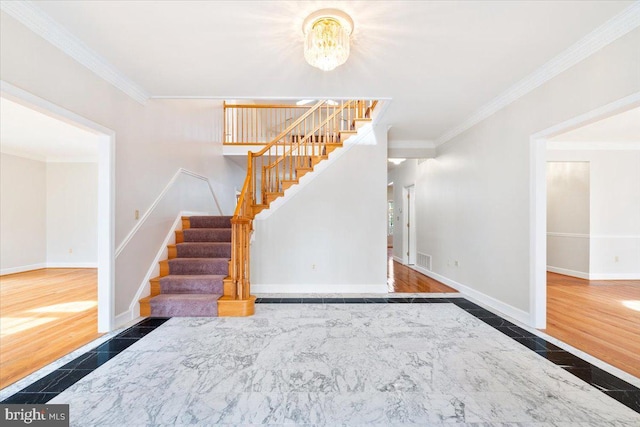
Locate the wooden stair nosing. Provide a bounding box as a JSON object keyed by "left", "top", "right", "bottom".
{"left": 354, "top": 118, "right": 372, "bottom": 127}
{"left": 282, "top": 179, "right": 299, "bottom": 191}
{"left": 139, "top": 296, "right": 152, "bottom": 316}
{"left": 339, "top": 130, "right": 357, "bottom": 138}
{"left": 265, "top": 191, "right": 284, "bottom": 204}
{"left": 167, "top": 244, "right": 177, "bottom": 259}
{"left": 296, "top": 166, "right": 313, "bottom": 179}
{"left": 311, "top": 155, "right": 329, "bottom": 166}
{"left": 252, "top": 203, "right": 268, "bottom": 216}
{"left": 150, "top": 276, "right": 161, "bottom": 296}
{"left": 223, "top": 277, "right": 235, "bottom": 297}
{"left": 181, "top": 217, "right": 190, "bottom": 230}
{"left": 159, "top": 260, "right": 169, "bottom": 277}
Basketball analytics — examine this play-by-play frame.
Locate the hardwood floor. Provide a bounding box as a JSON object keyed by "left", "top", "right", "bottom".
{"left": 0, "top": 268, "right": 101, "bottom": 389}
{"left": 544, "top": 272, "right": 640, "bottom": 378}
{"left": 387, "top": 249, "right": 457, "bottom": 293}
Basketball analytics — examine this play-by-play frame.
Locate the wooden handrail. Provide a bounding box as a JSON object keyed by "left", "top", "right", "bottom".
{"left": 233, "top": 152, "right": 253, "bottom": 217}
{"left": 253, "top": 100, "right": 324, "bottom": 156}
{"left": 225, "top": 104, "right": 313, "bottom": 109}
{"left": 265, "top": 100, "right": 354, "bottom": 170}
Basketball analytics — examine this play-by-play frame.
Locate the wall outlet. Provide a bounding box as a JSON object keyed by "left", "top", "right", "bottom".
{"left": 454, "top": 260, "right": 459, "bottom": 267}
{"left": 312, "top": 264, "right": 316, "bottom": 270}
{"left": 68, "top": 248, "right": 73, "bottom": 254}
{"left": 135, "top": 209, "right": 140, "bottom": 220}
{"left": 614, "top": 256, "right": 619, "bottom": 263}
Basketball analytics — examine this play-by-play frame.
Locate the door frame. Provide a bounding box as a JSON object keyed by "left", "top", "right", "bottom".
{"left": 529, "top": 91, "right": 640, "bottom": 329}
{"left": 402, "top": 184, "right": 417, "bottom": 265}
{"left": 1, "top": 81, "right": 116, "bottom": 332}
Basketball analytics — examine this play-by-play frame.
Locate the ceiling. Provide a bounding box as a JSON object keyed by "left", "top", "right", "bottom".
{"left": 28, "top": 1, "right": 633, "bottom": 142}
{"left": 550, "top": 107, "right": 640, "bottom": 143}
{"left": 0, "top": 98, "right": 99, "bottom": 162}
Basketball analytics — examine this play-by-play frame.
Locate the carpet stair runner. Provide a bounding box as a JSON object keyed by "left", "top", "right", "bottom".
{"left": 140, "top": 215, "right": 232, "bottom": 317}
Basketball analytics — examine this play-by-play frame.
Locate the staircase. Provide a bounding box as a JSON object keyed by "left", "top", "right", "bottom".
{"left": 139, "top": 216, "right": 232, "bottom": 317}
{"left": 139, "top": 99, "right": 378, "bottom": 318}
{"left": 228, "top": 100, "right": 377, "bottom": 315}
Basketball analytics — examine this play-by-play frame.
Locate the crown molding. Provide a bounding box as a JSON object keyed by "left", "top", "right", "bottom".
{"left": 1, "top": 1, "right": 150, "bottom": 105}
{"left": 388, "top": 140, "right": 436, "bottom": 149}
{"left": 547, "top": 140, "right": 640, "bottom": 150}
{"left": 435, "top": 2, "right": 640, "bottom": 147}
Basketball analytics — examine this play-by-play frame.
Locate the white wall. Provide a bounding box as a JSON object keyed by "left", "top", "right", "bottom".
{"left": 389, "top": 28, "right": 640, "bottom": 324}
{"left": 0, "top": 155, "right": 99, "bottom": 274}
{"left": 46, "top": 162, "right": 98, "bottom": 266}
{"left": 251, "top": 126, "right": 388, "bottom": 293}
{"left": 547, "top": 150, "right": 640, "bottom": 279}
{"left": 546, "top": 161, "right": 590, "bottom": 277}
{"left": 0, "top": 12, "right": 245, "bottom": 322}
{"left": 0, "top": 153, "right": 46, "bottom": 273}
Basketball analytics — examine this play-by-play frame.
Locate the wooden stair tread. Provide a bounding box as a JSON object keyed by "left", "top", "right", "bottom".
{"left": 282, "top": 179, "right": 299, "bottom": 191}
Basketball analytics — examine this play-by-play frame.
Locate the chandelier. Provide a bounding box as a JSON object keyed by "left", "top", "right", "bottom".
{"left": 302, "top": 9, "right": 354, "bottom": 71}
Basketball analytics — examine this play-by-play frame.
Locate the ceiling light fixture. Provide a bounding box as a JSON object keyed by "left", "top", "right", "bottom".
{"left": 302, "top": 9, "right": 354, "bottom": 71}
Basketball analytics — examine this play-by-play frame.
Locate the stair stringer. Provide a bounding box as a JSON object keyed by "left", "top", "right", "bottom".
{"left": 254, "top": 122, "right": 375, "bottom": 221}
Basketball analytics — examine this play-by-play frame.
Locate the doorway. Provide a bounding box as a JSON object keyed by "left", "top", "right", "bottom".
{"left": 530, "top": 93, "right": 640, "bottom": 328}
{"left": 531, "top": 95, "right": 640, "bottom": 377}
{"left": 0, "top": 82, "right": 115, "bottom": 386}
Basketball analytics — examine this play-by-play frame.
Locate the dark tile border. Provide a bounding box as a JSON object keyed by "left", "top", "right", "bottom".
{"left": 3, "top": 298, "right": 638, "bottom": 414}
{"left": 1, "top": 318, "right": 170, "bottom": 404}
{"left": 255, "top": 297, "right": 453, "bottom": 304}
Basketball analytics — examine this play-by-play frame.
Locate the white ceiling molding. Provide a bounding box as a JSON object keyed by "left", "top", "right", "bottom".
{"left": 0, "top": 146, "right": 98, "bottom": 162}
{"left": 547, "top": 141, "right": 640, "bottom": 151}
{"left": 435, "top": 1, "right": 640, "bottom": 147}
{"left": 1, "top": 1, "right": 150, "bottom": 105}
{"left": 388, "top": 140, "right": 436, "bottom": 149}
{"left": 0, "top": 147, "right": 46, "bottom": 162}
{"left": 388, "top": 140, "right": 436, "bottom": 159}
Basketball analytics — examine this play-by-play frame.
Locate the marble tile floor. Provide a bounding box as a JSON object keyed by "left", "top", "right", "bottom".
{"left": 2, "top": 298, "right": 640, "bottom": 426}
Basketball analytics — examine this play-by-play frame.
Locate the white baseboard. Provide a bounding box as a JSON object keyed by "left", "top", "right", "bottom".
{"left": 546, "top": 266, "right": 639, "bottom": 280}
{"left": 0, "top": 263, "right": 47, "bottom": 276}
{"left": 252, "top": 283, "right": 388, "bottom": 294}
{"left": 588, "top": 273, "right": 640, "bottom": 280}
{"left": 392, "top": 255, "right": 404, "bottom": 264}
{"left": 114, "top": 310, "right": 135, "bottom": 328}
{"left": 409, "top": 263, "right": 532, "bottom": 326}
{"left": 547, "top": 266, "right": 590, "bottom": 280}
{"left": 46, "top": 262, "right": 98, "bottom": 269}
{"left": 0, "top": 262, "right": 99, "bottom": 276}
